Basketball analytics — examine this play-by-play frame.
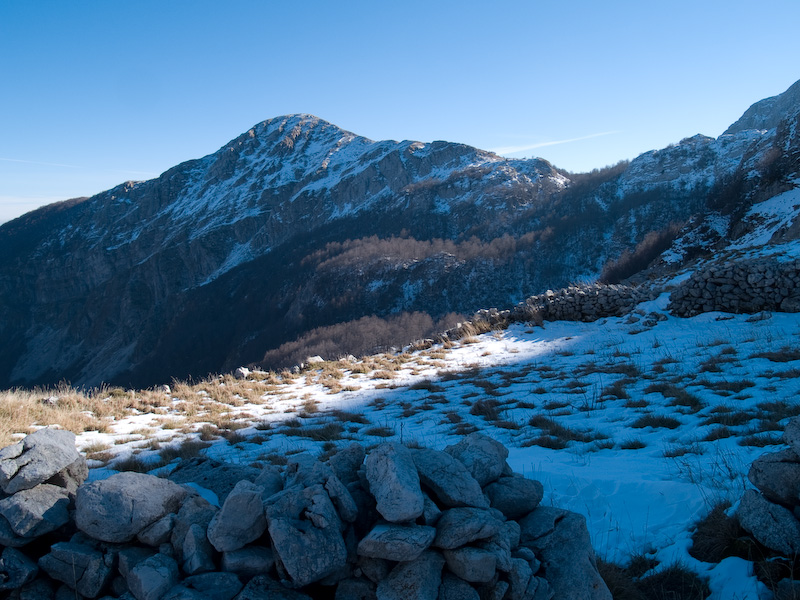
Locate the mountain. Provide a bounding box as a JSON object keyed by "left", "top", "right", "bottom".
{"left": 2, "top": 81, "right": 800, "bottom": 389}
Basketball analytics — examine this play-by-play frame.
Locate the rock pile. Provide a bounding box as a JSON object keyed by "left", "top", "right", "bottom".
{"left": 669, "top": 257, "right": 800, "bottom": 317}
{"left": 735, "top": 416, "right": 800, "bottom": 599}
{"left": 512, "top": 283, "right": 648, "bottom": 324}
{"left": 0, "top": 429, "right": 612, "bottom": 600}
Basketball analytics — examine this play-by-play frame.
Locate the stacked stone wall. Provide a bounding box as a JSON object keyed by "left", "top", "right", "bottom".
{"left": 0, "top": 429, "right": 611, "bottom": 600}
{"left": 668, "top": 257, "right": 800, "bottom": 317}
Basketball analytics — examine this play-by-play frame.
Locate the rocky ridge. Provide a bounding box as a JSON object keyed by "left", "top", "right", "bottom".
{"left": 1, "top": 80, "right": 799, "bottom": 389}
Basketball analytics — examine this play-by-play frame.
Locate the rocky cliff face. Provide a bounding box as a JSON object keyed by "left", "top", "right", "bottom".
{"left": 2, "top": 82, "right": 799, "bottom": 388}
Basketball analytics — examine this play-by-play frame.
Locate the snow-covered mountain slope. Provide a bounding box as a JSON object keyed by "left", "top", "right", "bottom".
{"left": 1, "top": 79, "right": 799, "bottom": 389}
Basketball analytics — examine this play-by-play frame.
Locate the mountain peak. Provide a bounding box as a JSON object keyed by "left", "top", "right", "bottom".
{"left": 724, "top": 78, "right": 800, "bottom": 135}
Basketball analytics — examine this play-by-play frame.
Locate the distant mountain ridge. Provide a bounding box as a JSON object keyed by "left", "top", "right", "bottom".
{"left": 2, "top": 80, "right": 799, "bottom": 388}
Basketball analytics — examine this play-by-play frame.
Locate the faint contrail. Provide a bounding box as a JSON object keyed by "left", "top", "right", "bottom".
{"left": 0, "top": 157, "right": 81, "bottom": 168}
{"left": 491, "top": 131, "right": 620, "bottom": 155}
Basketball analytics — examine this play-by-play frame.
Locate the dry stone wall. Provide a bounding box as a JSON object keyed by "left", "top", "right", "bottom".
{"left": 0, "top": 429, "right": 611, "bottom": 600}
{"left": 668, "top": 257, "right": 800, "bottom": 317}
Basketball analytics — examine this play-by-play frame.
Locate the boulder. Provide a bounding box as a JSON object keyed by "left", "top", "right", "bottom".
{"left": 137, "top": 513, "right": 176, "bottom": 547}
{"left": 0, "top": 547, "right": 39, "bottom": 591}
{"left": 234, "top": 575, "right": 313, "bottom": 599}
{"left": 207, "top": 480, "right": 267, "bottom": 552}
{"left": 183, "top": 572, "right": 243, "bottom": 600}
{"left": 442, "top": 547, "right": 497, "bottom": 583}
{"left": 127, "top": 553, "right": 180, "bottom": 600}
{"left": 784, "top": 417, "right": 800, "bottom": 456}
{"left": 737, "top": 489, "right": 800, "bottom": 555}
{"left": 433, "top": 508, "right": 504, "bottom": 550}
{"left": 333, "top": 577, "right": 377, "bottom": 600}
{"left": 328, "top": 443, "right": 366, "bottom": 486}
{"left": 0, "top": 429, "right": 85, "bottom": 494}
{"left": 484, "top": 476, "right": 544, "bottom": 519}
{"left": 38, "top": 541, "right": 113, "bottom": 599}
{"left": 748, "top": 448, "right": 800, "bottom": 506}
{"left": 182, "top": 523, "right": 216, "bottom": 575}
{"left": 171, "top": 496, "right": 218, "bottom": 562}
{"left": 168, "top": 457, "right": 260, "bottom": 503}
{"left": 364, "top": 443, "right": 424, "bottom": 523}
{"left": 253, "top": 465, "right": 283, "bottom": 499}
{"left": 265, "top": 483, "right": 347, "bottom": 587}
{"left": 221, "top": 546, "right": 275, "bottom": 578}
{"left": 444, "top": 434, "right": 508, "bottom": 487}
{"left": 375, "top": 550, "right": 445, "bottom": 600}
{"left": 118, "top": 547, "right": 156, "bottom": 580}
{"left": 357, "top": 523, "right": 436, "bottom": 561}
{"left": 438, "top": 572, "right": 479, "bottom": 600}
{"left": 519, "top": 508, "right": 611, "bottom": 600}
{"left": 76, "top": 472, "right": 189, "bottom": 543}
{"left": 410, "top": 448, "right": 489, "bottom": 508}
{"left": 0, "top": 483, "right": 70, "bottom": 538}
{"left": 507, "top": 557, "right": 533, "bottom": 600}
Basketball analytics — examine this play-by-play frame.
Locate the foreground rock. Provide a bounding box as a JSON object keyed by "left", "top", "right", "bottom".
{"left": 0, "top": 429, "right": 612, "bottom": 600}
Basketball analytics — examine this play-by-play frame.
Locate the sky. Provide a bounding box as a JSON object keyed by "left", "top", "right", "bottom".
{"left": 1, "top": 1, "right": 799, "bottom": 225}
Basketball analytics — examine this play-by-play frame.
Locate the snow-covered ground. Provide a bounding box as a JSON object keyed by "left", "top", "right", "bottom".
{"left": 76, "top": 290, "right": 800, "bottom": 599}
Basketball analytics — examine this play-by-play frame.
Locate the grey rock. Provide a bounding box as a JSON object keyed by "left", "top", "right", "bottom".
{"left": 0, "top": 429, "right": 84, "bottom": 494}
{"left": 357, "top": 523, "right": 436, "bottom": 561}
{"left": 737, "top": 489, "right": 800, "bottom": 555}
{"left": 283, "top": 459, "right": 358, "bottom": 522}
{"left": 0, "top": 483, "right": 70, "bottom": 537}
{"left": 208, "top": 480, "right": 267, "bottom": 552}
{"left": 0, "top": 514, "right": 31, "bottom": 547}
{"left": 433, "top": 508, "right": 504, "bottom": 549}
{"left": 442, "top": 547, "right": 496, "bottom": 583}
{"left": 438, "top": 573, "right": 479, "bottom": 600}
{"left": 411, "top": 448, "right": 489, "bottom": 508}
{"left": 507, "top": 558, "right": 533, "bottom": 600}
{"left": 334, "top": 577, "right": 377, "bottom": 600}
{"left": 137, "top": 512, "right": 176, "bottom": 547}
{"left": 13, "top": 578, "right": 56, "bottom": 600}
{"left": 512, "top": 547, "right": 541, "bottom": 575}
{"left": 168, "top": 457, "right": 260, "bottom": 504}
{"left": 0, "top": 547, "right": 39, "bottom": 591}
{"left": 376, "top": 550, "right": 445, "bottom": 600}
{"left": 162, "top": 585, "right": 209, "bottom": 600}
{"left": 265, "top": 483, "right": 347, "bottom": 587}
{"left": 518, "top": 507, "right": 568, "bottom": 546}
{"left": 39, "top": 541, "right": 113, "bottom": 599}
{"left": 234, "top": 575, "right": 313, "bottom": 600}
{"left": 748, "top": 448, "right": 800, "bottom": 506}
{"left": 253, "top": 465, "right": 283, "bottom": 499}
{"left": 421, "top": 493, "right": 443, "bottom": 526}
{"left": 221, "top": 546, "right": 275, "bottom": 578}
{"left": 480, "top": 580, "right": 509, "bottom": 600}
{"left": 184, "top": 572, "right": 243, "bottom": 600}
{"left": 118, "top": 547, "right": 156, "bottom": 580}
{"left": 357, "top": 556, "right": 391, "bottom": 584}
{"left": 784, "top": 417, "right": 800, "bottom": 456}
{"left": 47, "top": 455, "right": 89, "bottom": 497}
{"left": 183, "top": 523, "right": 216, "bottom": 575}
{"left": 127, "top": 553, "right": 180, "bottom": 600}
{"left": 526, "top": 577, "right": 554, "bottom": 600}
{"left": 76, "top": 471, "right": 189, "bottom": 543}
{"left": 364, "top": 443, "right": 424, "bottom": 523}
{"left": 520, "top": 508, "right": 611, "bottom": 600}
{"left": 444, "top": 433, "right": 509, "bottom": 487}
{"left": 328, "top": 442, "right": 366, "bottom": 486}
{"left": 484, "top": 476, "right": 544, "bottom": 520}
{"left": 171, "top": 496, "right": 218, "bottom": 562}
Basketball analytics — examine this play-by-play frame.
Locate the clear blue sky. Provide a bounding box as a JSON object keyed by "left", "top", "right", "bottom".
{"left": 1, "top": 0, "right": 799, "bottom": 224}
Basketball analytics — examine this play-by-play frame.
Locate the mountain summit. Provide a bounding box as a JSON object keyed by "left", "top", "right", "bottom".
{"left": 1, "top": 80, "right": 799, "bottom": 388}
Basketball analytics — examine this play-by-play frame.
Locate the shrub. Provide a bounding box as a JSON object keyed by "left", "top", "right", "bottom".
{"left": 630, "top": 414, "right": 681, "bottom": 430}
{"left": 599, "top": 223, "right": 683, "bottom": 284}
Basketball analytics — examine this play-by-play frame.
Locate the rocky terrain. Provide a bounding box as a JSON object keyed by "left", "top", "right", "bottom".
{"left": 1, "top": 80, "right": 799, "bottom": 389}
